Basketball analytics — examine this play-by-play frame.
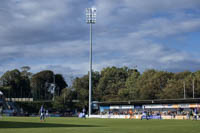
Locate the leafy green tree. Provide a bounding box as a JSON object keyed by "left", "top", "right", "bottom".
{"left": 55, "top": 74, "right": 68, "bottom": 96}
{"left": 20, "top": 66, "right": 32, "bottom": 98}
{"left": 20, "top": 74, "right": 32, "bottom": 98}
{"left": 184, "top": 73, "right": 195, "bottom": 98}
{"left": 0, "top": 69, "right": 31, "bottom": 98}
{"left": 160, "top": 71, "right": 192, "bottom": 99}
{"left": 194, "top": 71, "right": 200, "bottom": 98}
{"left": 20, "top": 66, "right": 32, "bottom": 78}
{"left": 173, "top": 71, "right": 191, "bottom": 80}
{"left": 96, "top": 67, "right": 129, "bottom": 101}
{"left": 31, "top": 70, "right": 54, "bottom": 100}
{"left": 73, "top": 75, "right": 89, "bottom": 108}
{"left": 161, "top": 79, "right": 186, "bottom": 99}
{"left": 31, "top": 70, "right": 68, "bottom": 100}
{"left": 138, "top": 69, "right": 173, "bottom": 100}
{"left": 120, "top": 69, "right": 140, "bottom": 100}
{"left": 72, "top": 71, "right": 100, "bottom": 109}
{"left": 53, "top": 88, "right": 74, "bottom": 111}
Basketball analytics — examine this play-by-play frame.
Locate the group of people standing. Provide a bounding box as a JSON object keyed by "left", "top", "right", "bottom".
{"left": 78, "top": 108, "right": 86, "bottom": 119}
{"left": 187, "top": 108, "right": 199, "bottom": 120}
{"left": 39, "top": 105, "right": 48, "bottom": 122}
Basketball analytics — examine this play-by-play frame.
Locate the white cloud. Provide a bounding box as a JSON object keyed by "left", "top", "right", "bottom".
{"left": 0, "top": 0, "right": 200, "bottom": 78}
{"left": 133, "top": 18, "right": 200, "bottom": 38}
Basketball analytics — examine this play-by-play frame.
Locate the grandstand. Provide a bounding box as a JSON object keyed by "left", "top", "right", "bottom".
{"left": 0, "top": 91, "right": 21, "bottom": 116}
{"left": 91, "top": 98, "right": 200, "bottom": 119}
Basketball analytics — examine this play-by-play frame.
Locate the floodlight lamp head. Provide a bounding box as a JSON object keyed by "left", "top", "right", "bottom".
{"left": 86, "top": 8, "right": 96, "bottom": 24}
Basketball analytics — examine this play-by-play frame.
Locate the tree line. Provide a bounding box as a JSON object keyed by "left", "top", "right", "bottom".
{"left": 72, "top": 66, "right": 200, "bottom": 109}
{"left": 1, "top": 66, "right": 200, "bottom": 111}
{"left": 0, "top": 66, "right": 67, "bottom": 100}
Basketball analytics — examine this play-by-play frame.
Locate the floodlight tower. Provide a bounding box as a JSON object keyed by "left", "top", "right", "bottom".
{"left": 86, "top": 7, "right": 96, "bottom": 117}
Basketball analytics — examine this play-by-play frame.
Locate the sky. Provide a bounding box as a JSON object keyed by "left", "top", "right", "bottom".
{"left": 0, "top": 0, "right": 200, "bottom": 82}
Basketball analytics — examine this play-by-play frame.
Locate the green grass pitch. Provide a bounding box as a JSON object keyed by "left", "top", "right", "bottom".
{"left": 0, "top": 117, "right": 200, "bottom": 133}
